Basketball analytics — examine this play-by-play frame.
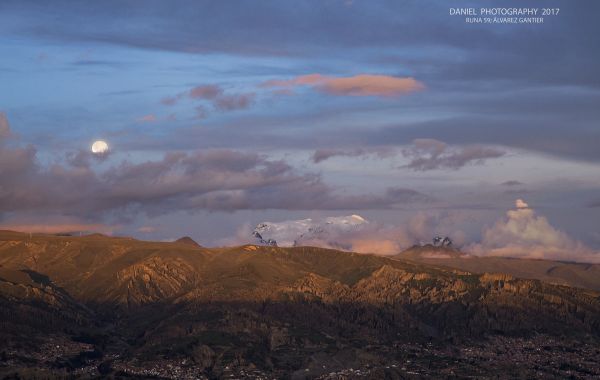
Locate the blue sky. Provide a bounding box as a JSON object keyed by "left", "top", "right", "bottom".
{"left": 1, "top": 1, "right": 599, "bottom": 259}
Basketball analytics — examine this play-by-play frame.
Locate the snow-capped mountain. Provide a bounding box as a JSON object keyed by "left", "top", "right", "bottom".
{"left": 252, "top": 214, "right": 368, "bottom": 247}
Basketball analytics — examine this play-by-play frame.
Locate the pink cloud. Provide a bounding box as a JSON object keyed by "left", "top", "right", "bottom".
{"left": 0, "top": 223, "right": 116, "bottom": 235}
{"left": 263, "top": 74, "right": 424, "bottom": 97}
{"left": 189, "top": 84, "right": 222, "bottom": 100}
{"left": 0, "top": 112, "right": 11, "bottom": 139}
{"left": 137, "top": 114, "right": 157, "bottom": 123}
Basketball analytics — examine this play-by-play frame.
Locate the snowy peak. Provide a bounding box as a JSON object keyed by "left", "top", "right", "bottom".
{"left": 252, "top": 215, "right": 369, "bottom": 247}
{"left": 324, "top": 214, "right": 366, "bottom": 225}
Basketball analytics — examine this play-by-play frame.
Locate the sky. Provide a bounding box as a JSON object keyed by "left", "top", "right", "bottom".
{"left": 1, "top": 0, "right": 599, "bottom": 261}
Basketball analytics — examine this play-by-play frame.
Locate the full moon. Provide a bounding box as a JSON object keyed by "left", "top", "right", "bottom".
{"left": 91, "top": 140, "right": 109, "bottom": 154}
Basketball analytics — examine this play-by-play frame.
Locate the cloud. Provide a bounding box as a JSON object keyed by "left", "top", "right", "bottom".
{"left": 0, "top": 115, "right": 428, "bottom": 224}
{"left": 401, "top": 138, "right": 505, "bottom": 171}
{"left": 501, "top": 180, "right": 523, "bottom": 186}
{"left": 0, "top": 112, "right": 11, "bottom": 140}
{"left": 229, "top": 211, "right": 467, "bottom": 255}
{"left": 311, "top": 140, "right": 505, "bottom": 170}
{"left": 263, "top": 74, "right": 424, "bottom": 97}
{"left": 343, "top": 211, "right": 468, "bottom": 255}
{"left": 213, "top": 93, "right": 255, "bottom": 111}
{"left": 469, "top": 199, "right": 600, "bottom": 263}
{"left": 312, "top": 147, "right": 396, "bottom": 163}
{"left": 161, "top": 84, "right": 254, "bottom": 115}
{"left": 311, "top": 140, "right": 507, "bottom": 173}
{"left": 136, "top": 114, "right": 157, "bottom": 123}
{"left": 515, "top": 199, "right": 529, "bottom": 209}
{"left": 3, "top": 0, "right": 598, "bottom": 89}
{"left": 0, "top": 222, "right": 115, "bottom": 235}
{"left": 189, "top": 84, "right": 222, "bottom": 100}
{"left": 370, "top": 108, "right": 600, "bottom": 163}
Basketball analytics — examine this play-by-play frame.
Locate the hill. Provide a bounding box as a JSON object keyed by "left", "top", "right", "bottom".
{"left": 1, "top": 230, "right": 600, "bottom": 378}
{"left": 175, "top": 236, "right": 202, "bottom": 247}
{"left": 395, "top": 245, "right": 600, "bottom": 291}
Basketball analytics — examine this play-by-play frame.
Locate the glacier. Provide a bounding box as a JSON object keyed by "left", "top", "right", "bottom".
{"left": 252, "top": 214, "right": 368, "bottom": 247}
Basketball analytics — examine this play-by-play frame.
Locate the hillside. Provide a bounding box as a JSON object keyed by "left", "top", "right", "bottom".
{"left": 1, "top": 231, "right": 600, "bottom": 378}
{"left": 395, "top": 245, "right": 600, "bottom": 291}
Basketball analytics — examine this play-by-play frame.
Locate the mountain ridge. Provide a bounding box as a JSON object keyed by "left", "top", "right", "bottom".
{"left": 2, "top": 230, "right": 600, "bottom": 378}
{"left": 394, "top": 244, "right": 600, "bottom": 291}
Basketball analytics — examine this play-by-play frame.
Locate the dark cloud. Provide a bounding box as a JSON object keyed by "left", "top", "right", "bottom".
{"left": 161, "top": 84, "right": 255, "bottom": 115}
{"left": 312, "top": 147, "right": 395, "bottom": 163}
{"left": 400, "top": 139, "right": 505, "bottom": 171}
{"left": 312, "top": 141, "right": 506, "bottom": 171}
{"left": 0, "top": 116, "right": 428, "bottom": 223}
{"left": 213, "top": 93, "right": 255, "bottom": 111}
{"left": 368, "top": 112, "right": 600, "bottom": 163}
{"left": 0, "top": 1, "right": 449, "bottom": 56}
{"left": 501, "top": 180, "right": 523, "bottom": 187}
{"left": 2, "top": 0, "right": 598, "bottom": 90}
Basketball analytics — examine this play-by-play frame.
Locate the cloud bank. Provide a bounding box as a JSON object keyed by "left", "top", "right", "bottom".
{"left": 312, "top": 140, "right": 505, "bottom": 171}
{"left": 0, "top": 115, "right": 428, "bottom": 227}
{"left": 224, "top": 200, "right": 600, "bottom": 263}
{"left": 469, "top": 199, "right": 600, "bottom": 263}
{"left": 312, "top": 147, "right": 396, "bottom": 163}
{"left": 227, "top": 211, "right": 467, "bottom": 255}
{"left": 401, "top": 139, "right": 505, "bottom": 171}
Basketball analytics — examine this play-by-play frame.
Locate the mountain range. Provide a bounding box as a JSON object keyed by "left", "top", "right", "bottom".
{"left": 1, "top": 230, "right": 599, "bottom": 379}
{"left": 252, "top": 214, "right": 368, "bottom": 247}
{"left": 395, "top": 244, "right": 600, "bottom": 291}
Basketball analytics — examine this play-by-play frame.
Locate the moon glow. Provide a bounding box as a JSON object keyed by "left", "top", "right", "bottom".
{"left": 91, "top": 140, "right": 109, "bottom": 154}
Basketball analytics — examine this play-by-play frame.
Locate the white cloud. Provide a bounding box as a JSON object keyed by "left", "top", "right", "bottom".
{"left": 469, "top": 199, "right": 600, "bottom": 263}
{"left": 515, "top": 199, "right": 529, "bottom": 209}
